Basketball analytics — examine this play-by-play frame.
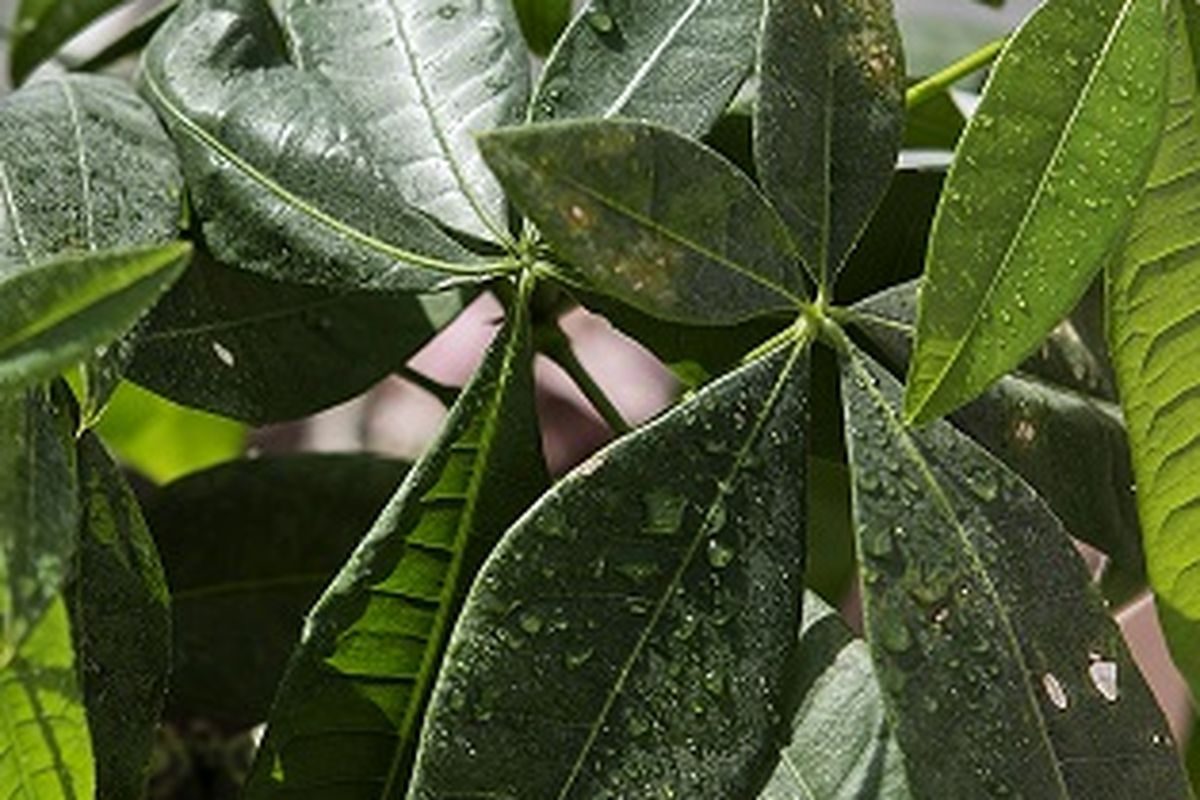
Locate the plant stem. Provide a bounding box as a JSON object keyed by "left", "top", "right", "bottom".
{"left": 906, "top": 36, "right": 1007, "bottom": 110}
{"left": 539, "top": 322, "right": 631, "bottom": 435}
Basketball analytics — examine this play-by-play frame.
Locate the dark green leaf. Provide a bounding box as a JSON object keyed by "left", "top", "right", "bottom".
{"left": 409, "top": 337, "right": 809, "bottom": 799}
{"left": 756, "top": 0, "right": 905, "bottom": 287}
{"left": 905, "top": 0, "right": 1169, "bottom": 423}
{"left": 74, "top": 0, "right": 177, "bottom": 74}
{"left": 532, "top": 0, "right": 760, "bottom": 136}
{"left": 903, "top": 90, "right": 966, "bottom": 150}
{"left": 804, "top": 456, "right": 855, "bottom": 605}
{"left": 143, "top": 454, "right": 408, "bottom": 728}
{"left": 482, "top": 119, "right": 805, "bottom": 324}
{"left": 71, "top": 432, "right": 171, "bottom": 798}
{"left": 246, "top": 275, "right": 547, "bottom": 797}
{"left": 514, "top": 0, "right": 572, "bottom": 56}
{"left": 841, "top": 346, "right": 1186, "bottom": 797}
{"left": 10, "top": 0, "right": 124, "bottom": 84}
{"left": 126, "top": 247, "right": 465, "bottom": 423}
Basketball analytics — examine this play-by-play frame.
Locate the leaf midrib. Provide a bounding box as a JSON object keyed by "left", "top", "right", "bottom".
{"left": 601, "top": 0, "right": 705, "bottom": 119}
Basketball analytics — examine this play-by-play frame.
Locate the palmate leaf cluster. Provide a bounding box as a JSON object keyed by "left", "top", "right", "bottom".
{"left": 0, "top": 0, "right": 1199, "bottom": 798}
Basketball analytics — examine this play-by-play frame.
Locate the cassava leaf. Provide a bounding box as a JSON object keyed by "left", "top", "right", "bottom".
{"left": 903, "top": 89, "right": 966, "bottom": 150}
{"left": 74, "top": 0, "right": 177, "bottom": 73}
{"left": 756, "top": 0, "right": 905, "bottom": 288}
{"left": 246, "top": 274, "right": 547, "bottom": 797}
{"left": 9, "top": 0, "right": 124, "bottom": 84}
{"left": 409, "top": 336, "right": 810, "bottom": 799}
{"left": 904, "top": 0, "right": 1169, "bottom": 423}
{"left": 481, "top": 119, "right": 805, "bottom": 324}
{"left": 514, "top": 0, "right": 571, "bottom": 56}
{"left": 841, "top": 345, "right": 1186, "bottom": 797}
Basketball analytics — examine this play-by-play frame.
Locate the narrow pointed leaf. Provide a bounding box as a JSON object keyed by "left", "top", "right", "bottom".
{"left": 1107, "top": 1, "right": 1200, "bottom": 698}
{"left": 9, "top": 0, "right": 124, "bottom": 84}
{"left": 481, "top": 119, "right": 805, "bottom": 324}
{"left": 279, "top": 0, "right": 529, "bottom": 242}
{"left": 70, "top": 432, "right": 171, "bottom": 799}
{"left": 246, "top": 276, "right": 547, "bottom": 797}
{"left": 514, "top": 0, "right": 571, "bottom": 56}
{"left": 74, "top": 0, "right": 177, "bottom": 74}
{"left": 756, "top": 0, "right": 905, "bottom": 287}
{"left": 409, "top": 339, "right": 809, "bottom": 799}
{"left": 841, "top": 346, "right": 1186, "bottom": 797}
{"left": 0, "top": 598, "right": 94, "bottom": 799}
{"left": 141, "top": 0, "right": 487, "bottom": 292}
{"left": 905, "top": 0, "right": 1169, "bottom": 423}
{"left": 532, "top": 0, "right": 760, "bottom": 136}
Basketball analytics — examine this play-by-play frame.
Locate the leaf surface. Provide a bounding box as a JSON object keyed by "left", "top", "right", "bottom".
{"left": 514, "top": 0, "right": 571, "bottom": 56}
{"left": 409, "top": 338, "right": 809, "bottom": 799}
{"left": 10, "top": 0, "right": 122, "bottom": 83}
{"left": 905, "top": 0, "right": 1169, "bottom": 423}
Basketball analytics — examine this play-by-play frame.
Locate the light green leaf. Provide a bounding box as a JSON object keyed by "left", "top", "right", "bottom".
{"left": 481, "top": 119, "right": 805, "bottom": 324}
{"left": 0, "top": 598, "right": 94, "bottom": 800}
{"left": 71, "top": 432, "right": 171, "bottom": 799}
{"left": 513, "top": 0, "right": 571, "bottom": 56}
{"left": 246, "top": 275, "right": 547, "bottom": 798}
{"left": 756, "top": 0, "right": 905, "bottom": 287}
{"left": 9, "top": 0, "right": 124, "bottom": 84}
{"left": 841, "top": 346, "right": 1187, "bottom": 798}
{"left": 532, "top": 0, "right": 760, "bottom": 136}
{"left": 904, "top": 0, "right": 1169, "bottom": 424}
{"left": 409, "top": 337, "right": 809, "bottom": 799}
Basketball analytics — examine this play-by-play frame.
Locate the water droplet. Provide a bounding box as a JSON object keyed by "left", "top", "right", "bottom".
{"left": 585, "top": 9, "right": 614, "bottom": 33}
{"left": 436, "top": 3, "right": 458, "bottom": 19}
{"left": 862, "top": 525, "right": 893, "bottom": 557}
{"left": 673, "top": 612, "right": 699, "bottom": 641}
{"left": 1042, "top": 672, "right": 1069, "bottom": 710}
{"left": 702, "top": 667, "right": 726, "bottom": 696}
{"left": 1088, "top": 660, "right": 1119, "bottom": 702}
{"left": 965, "top": 467, "right": 999, "bottom": 502}
{"left": 212, "top": 341, "right": 236, "bottom": 368}
{"left": 878, "top": 615, "right": 912, "bottom": 653}
{"left": 617, "top": 561, "right": 659, "bottom": 583}
{"left": 707, "top": 539, "right": 735, "bottom": 569}
{"left": 518, "top": 611, "right": 543, "bottom": 635}
{"left": 564, "top": 647, "right": 594, "bottom": 670}
{"left": 642, "top": 488, "right": 686, "bottom": 535}
{"left": 1012, "top": 418, "right": 1037, "bottom": 447}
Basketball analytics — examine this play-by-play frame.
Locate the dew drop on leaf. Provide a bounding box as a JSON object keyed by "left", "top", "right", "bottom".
{"left": 1042, "top": 672, "right": 1069, "bottom": 710}
{"left": 1088, "top": 659, "right": 1119, "bottom": 702}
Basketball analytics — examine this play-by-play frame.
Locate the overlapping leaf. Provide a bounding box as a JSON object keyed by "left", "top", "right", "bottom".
{"left": 9, "top": 0, "right": 124, "bottom": 84}
{"left": 409, "top": 338, "right": 809, "bottom": 799}
{"left": 514, "top": 0, "right": 572, "bottom": 56}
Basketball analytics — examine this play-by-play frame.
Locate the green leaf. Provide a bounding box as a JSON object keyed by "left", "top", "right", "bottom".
{"left": 532, "top": 0, "right": 760, "bottom": 136}
{"left": 513, "top": 0, "right": 571, "bottom": 56}
{"left": 9, "top": 0, "right": 124, "bottom": 84}
{"left": 74, "top": 0, "right": 177, "bottom": 73}
{"left": 0, "top": 598, "right": 94, "bottom": 799}
{"left": 278, "top": 0, "right": 529, "bottom": 243}
{"left": 904, "top": 0, "right": 1170, "bottom": 424}
{"left": 140, "top": 0, "right": 489, "bottom": 292}
{"left": 841, "top": 346, "right": 1187, "bottom": 798}
{"left": 759, "top": 592, "right": 909, "bottom": 800}
{"left": 71, "top": 432, "right": 171, "bottom": 799}
{"left": 246, "top": 274, "right": 547, "bottom": 797}
{"left": 804, "top": 455, "right": 856, "bottom": 605}
{"left": 0, "top": 383, "right": 78, "bottom": 665}
{"left": 409, "top": 337, "right": 810, "bottom": 799}
{"left": 903, "top": 89, "right": 966, "bottom": 150}
{"left": 126, "top": 246, "right": 465, "bottom": 424}
{"left": 482, "top": 119, "right": 805, "bottom": 324}
{"left": 1107, "top": 0, "right": 1200, "bottom": 699}
{"left": 0, "top": 242, "right": 191, "bottom": 392}
{"left": 143, "top": 454, "right": 407, "bottom": 728}
{"left": 756, "top": 0, "right": 905, "bottom": 288}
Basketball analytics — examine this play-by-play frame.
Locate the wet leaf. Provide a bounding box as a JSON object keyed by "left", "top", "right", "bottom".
{"left": 513, "top": 0, "right": 571, "bottom": 56}
{"left": 905, "top": 0, "right": 1169, "bottom": 423}
{"left": 756, "top": 0, "right": 905, "bottom": 288}
{"left": 9, "top": 0, "right": 124, "bottom": 84}
{"left": 409, "top": 338, "right": 809, "bottom": 799}
{"left": 841, "top": 346, "right": 1186, "bottom": 798}
{"left": 73, "top": 0, "right": 177, "bottom": 73}
{"left": 246, "top": 276, "right": 547, "bottom": 797}
{"left": 481, "top": 119, "right": 805, "bottom": 324}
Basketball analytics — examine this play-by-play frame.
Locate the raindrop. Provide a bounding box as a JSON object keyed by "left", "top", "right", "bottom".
{"left": 436, "top": 3, "right": 458, "bottom": 19}
{"left": 965, "top": 467, "right": 999, "bottom": 502}
{"left": 518, "top": 611, "right": 543, "bottom": 635}
{"left": 642, "top": 488, "right": 686, "bottom": 535}
{"left": 862, "top": 525, "right": 893, "bottom": 558}
{"left": 212, "top": 341, "right": 236, "bottom": 368}
{"left": 1042, "top": 672, "right": 1069, "bottom": 710}
{"left": 707, "top": 539, "right": 735, "bottom": 569}
{"left": 1088, "top": 659, "right": 1119, "bottom": 702}
{"left": 878, "top": 616, "right": 912, "bottom": 653}
{"left": 617, "top": 561, "right": 659, "bottom": 583}
{"left": 585, "top": 9, "right": 615, "bottom": 34}
{"left": 564, "top": 647, "right": 594, "bottom": 670}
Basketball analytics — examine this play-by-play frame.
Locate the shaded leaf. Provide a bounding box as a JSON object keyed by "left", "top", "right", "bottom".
{"left": 514, "top": 0, "right": 572, "bottom": 56}
{"left": 74, "top": 0, "right": 177, "bottom": 73}
{"left": 10, "top": 0, "right": 124, "bottom": 84}
{"left": 841, "top": 346, "right": 1186, "bottom": 797}
{"left": 804, "top": 456, "right": 856, "bottom": 605}
{"left": 905, "top": 0, "right": 1169, "bottom": 423}
{"left": 409, "top": 337, "right": 809, "bottom": 799}
{"left": 903, "top": 89, "right": 965, "bottom": 150}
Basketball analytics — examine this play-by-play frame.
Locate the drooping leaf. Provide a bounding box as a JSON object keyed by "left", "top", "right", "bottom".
{"left": 904, "top": 0, "right": 1170, "bottom": 423}
{"left": 759, "top": 592, "right": 909, "bottom": 800}
{"left": 903, "top": 89, "right": 966, "bottom": 150}
{"left": 140, "top": 0, "right": 490, "bottom": 292}
{"left": 0, "top": 598, "right": 94, "bottom": 799}
{"left": 840, "top": 345, "right": 1186, "bottom": 797}
{"left": 246, "top": 274, "right": 547, "bottom": 797}
{"left": 532, "top": 0, "right": 760, "bottom": 137}
{"left": 278, "top": 0, "right": 529, "bottom": 242}
{"left": 409, "top": 337, "right": 810, "bottom": 799}
{"left": 1107, "top": 0, "right": 1200, "bottom": 699}
{"left": 71, "top": 432, "right": 171, "bottom": 799}
{"left": 756, "top": 0, "right": 905, "bottom": 287}
{"left": 143, "top": 455, "right": 408, "bottom": 728}
{"left": 9, "top": 0, "right": 124, "bottom": 84}
{"left": 126, "top": 247, "right": 465, "bottom": 423}
{"left": 0, "top": 383, "right": 78, "bottom": 665}
{"left": 514, "top": 0, "right": 571, "bottom": 56}
{"left": 481, "top": 119, "right": 805, "bottom": 324}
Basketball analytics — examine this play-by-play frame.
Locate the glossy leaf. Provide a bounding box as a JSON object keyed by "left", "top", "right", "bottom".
{"left": 71, "top": 432, "right": 171, "bottom": 798}
{"left": 0, "top": 598, "right": 94, "bottom": 799}
{"left": 903, "top": 90, "right": 966, "bottom": 150}
{"left": 841, "top": 346, "right": 1186, "bottom": 797}
{"left": 9, "top": 0, "right": 123, "bottom": 84}
{"left": 74, "top": 0, "right": 177, "bottom": 73}
{"left": 759, "top": 592, "right": 909, "bottom": 799}
{"left": 1107, "top": 1, "right": 1200, "bottom": 698}
{"left": 141, "top": 0, "right": 489, "bottom": 292}
{"left": 143, "top": 455, "right": 407, "bottom": 727}
{"left": 905, "top": 0, "right": 1169, "bottom": 423}
{"left": 532, "top": 0, "right": 760, "bottom": 136}
{"left": 482, "top": 119, "right": 805, "bottom": 324}
{"left": 514, "top": 0, "right": 571, "bottom": 56}
{"left": 409, "top": 338, "right": 810, "bottom": 799}
{"left": 127, "top": 247, "right": 464, "bottom": 423}
{"left": 756, "top": 0, "right": 905, "bottom": 287}
{"left": 246, "top": 275, "right": 547, "bottom": 797}
{"left": 279, "top": 0, "right": 529, "bottom": 242}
